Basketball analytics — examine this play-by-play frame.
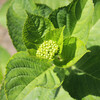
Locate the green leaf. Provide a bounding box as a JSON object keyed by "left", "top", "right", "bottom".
{"left": 24, "top": 86, "right": 75, "bottom": 100}
{"left": 33, "top": 0, "right": 73, "bottom": 10}
{"left": 87, "top": 0, "right": 100, "bottom": 48}
{"left": 63, "top": 46, "right": 100, "bottom": 99}
{"left": 23, "top": 87, "right": 56, "bottom": 100}
{"left": 82, "top": 95, "right": 100, "bottom": 100}
{"left": 44, "top": 27, "right": 65, "bottom": 54}
{"left": 92, "top": 0, "right": 100, "bottom": 25}
{"left": 20, "top": 86, "right": 75, "bottom": 100}
{"left": 7, "top": 0, "right": 34, "bottom": 51}
{"left": 87, "top": 20, "right": 100, "bottom": 48}
{"left": 49, "top": 0, "right": 94, "bottom": 44}
{"left": 75, "top": 46, "right": 100, "bottom": 79}
{"left": 54, "top": 37, "right": 88, "bottom": 68}
{"left": 23, "top": 13, "right": 54, "bottom": 50}
{"left": 0, "top": 46, "right": 10, "bottom": 100}
{"left": 70, "top": 0, "right": 94, "bottom": 44}
{"left": 32, "top": 4, "right": 52, "bottom": 18}
{"left": 55, "top": 87, "right": 75, "bottom": 100}
{"left": 7, "top": 0, "right": 52, "bottom": 51}
{"left": 62, "top": 67, "right": 100, "bottom": 100}
{"left": 0, "top": 46, "right": 10, "bottom": 85}
{"left": 0, "top": 0, "right": 12, "bottom": 27}
{"left": 49, "top": 7, "right": 68, "bottom": 28}
{"left": 0, "top": 66, "right": 3, "bottom": 87}
{"left": 0, "top": 85, "right": 7, "bottom": 100}
{"left": 5, "top": 52, "right": 65, "bottom": 100}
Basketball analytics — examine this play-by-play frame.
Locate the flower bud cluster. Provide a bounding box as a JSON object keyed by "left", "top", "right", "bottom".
{"left": 36, "top": 40, "right": 58, "bottom": 59}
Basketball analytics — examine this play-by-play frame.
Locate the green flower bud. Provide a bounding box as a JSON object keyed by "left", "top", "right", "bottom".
{"left": 36, "top": 40, "right": 58, "bottom": 59}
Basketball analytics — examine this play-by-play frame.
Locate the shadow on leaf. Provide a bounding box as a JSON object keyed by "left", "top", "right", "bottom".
{"left": 62, "top": 46, "right": 100, "bottom": 100}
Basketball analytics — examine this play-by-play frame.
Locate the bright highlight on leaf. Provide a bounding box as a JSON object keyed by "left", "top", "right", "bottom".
{"left": 36, "top": 40, "right": 58, "bottom": 59}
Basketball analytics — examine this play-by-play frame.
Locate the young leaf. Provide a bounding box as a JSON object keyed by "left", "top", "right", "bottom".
{"left": 23, "top": 13, "right": 54, "bottom": 50}
{"left": 87, "top": 0, "right": 100, "bottom": 48}
{"left": 7, "top": 0, "right": 52, "bottom": 51}
{"left": 44, "top": 27, "right": 65, "bottom": 54}
{"left": 33, "top": 0, "right": 73, "bottom": 10}
{"left": 54, "top": 37, "right": 88, "bottom": 68}
{"left": 5, "top": 52, "right": 65, "bottom": 100}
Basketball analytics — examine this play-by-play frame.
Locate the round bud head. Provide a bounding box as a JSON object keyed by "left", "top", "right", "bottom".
{"left": 36, "top": 40, "right": 58, "bottom": 59}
